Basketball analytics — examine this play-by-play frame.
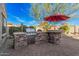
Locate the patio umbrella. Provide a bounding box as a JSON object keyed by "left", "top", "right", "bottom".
{"left": 44, "top": 14, "right": 70, "bottom": 22}
{"left": 44, "top": 14, "right": 70, "bottom": 30}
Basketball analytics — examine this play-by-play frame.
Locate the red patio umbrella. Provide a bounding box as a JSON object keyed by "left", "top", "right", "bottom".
{"left": 44, "top": 15, "right": 70, "bottom": 22}
{"left": 44, "top": 14, "right": 70, "bottom": 30}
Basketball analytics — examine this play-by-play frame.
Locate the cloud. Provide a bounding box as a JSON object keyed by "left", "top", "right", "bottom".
{"left": 8, "top": 13, "right": 25, "bottom": 23}
{"left": 69, "top": 13, "right": 77, "bottom": 17}
{"left": 14, "top": 16, "right": 25, "bottom": 23}
{"left": 29, "top": 20, "right": 36, "bottom": 24}
{"left": 28, "top": 20, "right": 39, "bottom": 25}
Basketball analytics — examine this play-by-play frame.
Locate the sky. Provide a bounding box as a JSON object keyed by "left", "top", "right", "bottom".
{"left": 5, "top": 3, "right": 79, "bottom": 26}
{"left": 5, "top": 3, "right": 39, "bottom": 26}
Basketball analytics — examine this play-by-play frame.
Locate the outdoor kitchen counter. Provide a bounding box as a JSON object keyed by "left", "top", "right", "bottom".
{"left": 47, "top": 30, "right": 62, "bottom": 44}
{"left": 13, "top": 32, "right": 37, "bottom": 49}
{"left": 13, "top": 30, "right": 62, "bottom": 49}
{"left": 35, "top": 30, "right": 62, "bottom": 44}
{"left": 13, "top": 32, "right": 28, "bottom": 49}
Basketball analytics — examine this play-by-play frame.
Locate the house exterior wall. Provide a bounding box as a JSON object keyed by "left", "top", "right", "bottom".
{"left": 0, "top": 5, "right": 2, "bottom": 41}
{"left": 0, "top": 4, "right": 7, "bottom": 47}
{"left": 69, "top": 25, "right": 79, "bottom": 34}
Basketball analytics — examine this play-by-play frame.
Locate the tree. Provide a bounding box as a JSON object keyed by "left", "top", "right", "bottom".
{"left": 59, "top": 23, "right": 70, "bottom": 33}
{"left": 38, "top": 21, "right": 51, "bottom": 31}
{"left": 20, "top": 23, "right": 26, "bottom": 32}
{"left": 29, "top": 26, "right": 36, "bottom": 29}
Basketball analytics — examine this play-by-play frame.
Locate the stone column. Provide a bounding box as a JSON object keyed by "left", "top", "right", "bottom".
{"left": 35, "top": 32, "right": 48, "bottom": 44}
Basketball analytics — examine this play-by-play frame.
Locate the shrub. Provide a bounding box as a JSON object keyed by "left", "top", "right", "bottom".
{"left": 59, "top": 25, "right": 70, "bottom": 33}
{"left": 9, "top": 26, "right": 26, "bottom": 36}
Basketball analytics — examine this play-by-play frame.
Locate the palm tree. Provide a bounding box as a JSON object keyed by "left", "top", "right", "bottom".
{"left": 30, "top": 3, "right": 79, "bottom": 25}
{"left": 29, "top": 3, "right": 79, "bottom": 32}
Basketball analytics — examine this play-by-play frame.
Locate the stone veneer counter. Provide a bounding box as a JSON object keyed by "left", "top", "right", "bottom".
{"left": 13, "top": 30, "right": 62, "bottom": 49}
{"left": 13, "top": 32, "right": 37, "bottom": 49}
{"left": 47, "top": 30, "right": 62, "bottom": 44}
{"left": 13, "top": 32, "right": 28, "bottom": 49}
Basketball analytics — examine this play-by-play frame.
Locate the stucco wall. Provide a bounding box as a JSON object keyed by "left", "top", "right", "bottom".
{"left": 0, "top": 4, "right": 3, "bottom": 42}
{"left": 0, "top": 4, "right": 7, "bottom": 47}
{"left": 69, "top": 25, "right": 79, "bottom": 34}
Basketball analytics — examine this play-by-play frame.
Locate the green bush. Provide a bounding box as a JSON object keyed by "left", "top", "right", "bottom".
{"left": 9, "top": 26, "right": 26, "bottom": 36}
{"left": 59, "top": 25, "right": 70, "bottom": 33}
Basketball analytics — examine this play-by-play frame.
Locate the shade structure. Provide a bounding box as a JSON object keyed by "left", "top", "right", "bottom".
{"left": 44, "top": 15, "right": 70, "bottom": 22}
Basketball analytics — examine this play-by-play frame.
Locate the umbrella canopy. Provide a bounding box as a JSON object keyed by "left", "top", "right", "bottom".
{"left": 44, "top": 15, "right": 70, "bottom": 22}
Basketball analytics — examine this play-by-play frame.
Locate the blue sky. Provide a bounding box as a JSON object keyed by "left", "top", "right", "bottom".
{"left": 5, "top": 3, "right": 39, "bottom": 26}
{"left": 5, "top": 3, "right": 79, "bottom": 26}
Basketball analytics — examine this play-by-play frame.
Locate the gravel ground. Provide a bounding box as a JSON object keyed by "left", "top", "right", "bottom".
{"left": 0, "top": 34, "right": 79, "bottom": 56}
